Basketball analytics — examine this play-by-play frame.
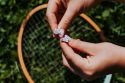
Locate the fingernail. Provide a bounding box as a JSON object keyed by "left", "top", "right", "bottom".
{"left": 61, "top": 35, "right": 72, "bottom": 43}
{"left": 59, "top": 29, "right": 64, "bottom": 38}
{"left": 53, "top": 27, "right": 65, "bottom": 38}
{"left": 53, "top": 28, "right": 59, "bottom": 35}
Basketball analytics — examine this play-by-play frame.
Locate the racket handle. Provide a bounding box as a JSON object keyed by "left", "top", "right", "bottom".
{"left": 103, "top": 74, "right": 112, "bottom": 83}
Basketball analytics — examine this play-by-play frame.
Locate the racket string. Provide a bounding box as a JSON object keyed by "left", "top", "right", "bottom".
{"left": 22, "top": 10, "right": 102, "bottom": 82}
{"left": 23, "top": 13, "right": 65, "bottom": 81}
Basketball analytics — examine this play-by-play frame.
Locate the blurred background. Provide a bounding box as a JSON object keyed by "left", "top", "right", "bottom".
{"left": 0, "top": 0, "right": 125, "bottom": 83}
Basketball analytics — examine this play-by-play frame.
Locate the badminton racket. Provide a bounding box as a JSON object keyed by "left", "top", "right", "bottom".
{"left": 18, "top": 3, "right": 112, "bottom": 83}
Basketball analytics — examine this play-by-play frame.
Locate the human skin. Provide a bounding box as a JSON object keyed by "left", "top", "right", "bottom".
{"left": 60, "top": 39, "right": 125, "bottom": 80}
{"left": 46, "top": 0, "right": 125, "bottom": 80}
{"left": 46, "top": 0, "right": 125, "bottom": 32}
{"left": 46, "top": 0, "right": 102, "bottom": 32}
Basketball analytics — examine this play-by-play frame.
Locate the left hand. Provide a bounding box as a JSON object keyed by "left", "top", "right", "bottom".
{"left": 46, "top": 0, "right": 102, "bottom": 32}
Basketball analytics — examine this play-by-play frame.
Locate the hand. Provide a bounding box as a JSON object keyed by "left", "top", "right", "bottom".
{"left": 60, "top": 39, "right": 125, "bottom": 80}
{"left": 46, "top": 0, "right": 102, "bottom": 32}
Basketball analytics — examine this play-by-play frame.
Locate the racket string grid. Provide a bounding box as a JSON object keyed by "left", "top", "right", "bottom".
{"left": 20, "top": 8, "right": 105, "bottom": 83}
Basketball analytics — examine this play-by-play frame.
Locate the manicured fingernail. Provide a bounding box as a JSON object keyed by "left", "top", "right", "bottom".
{"left": 53, "top": 28, "right": 59, "bottom": 35}
{"left": 61, "top": 35, "right": 72, "bottom": 43}
{"left": 58, "top": 29, "right": 64, "bottom": 38}
{"left": 53, "top": 27, "right": 64, "bottom": 38}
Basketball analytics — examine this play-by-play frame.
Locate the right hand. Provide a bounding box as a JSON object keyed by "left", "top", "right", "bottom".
{"left": 60, "top": 39, "right": 125, "bottom": 80}
{"left": 46, "top": 0, "right": 102, "bottom": 32}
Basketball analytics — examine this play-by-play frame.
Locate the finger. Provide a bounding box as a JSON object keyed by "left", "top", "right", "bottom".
{"left": 60, "top": 42, "right": 86, "bottom": 70}
{"left": 68, "top": 39, "right": 98, "bottom": 56}
{"left": 46, "top": 0, "right": 58, "bottom": 31}
{"left": 58, "top": 4, "right": 79, "bottom": 31}
{"left": 62, "top": 53, "right": 76, "bottom": 73}
{"left": 62, "top": 53, "right": 84, "bottom": 76}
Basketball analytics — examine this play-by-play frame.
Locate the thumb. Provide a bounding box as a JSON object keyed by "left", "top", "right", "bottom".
{"left": 68, "top": 39, "right": 98, "bottom": 55}
{"left": 58, "top": 5, "right": 79, "bottom": 30}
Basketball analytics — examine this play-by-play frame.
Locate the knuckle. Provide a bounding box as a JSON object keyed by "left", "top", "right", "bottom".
{"left": 103, "top": 42, "right": 112, "bottom": 46}
{"left": 75, "top": 39, "right": 80, "bottom": 43}
{"left": 98, "top": 42, "right": 111, "bottom": 46}
{"left": 75, "top": 39, "right": 81, "bottom": 47}
{"left": 71, "top": 39, "right": 80, "bottom": 46}
{"left": 84, "top": 70, "right": 94, "bottom": 77}
{"left": 83, "top": 64, "right": 96, "bottom": 78}
{"left": 63, "top": 18, "right": 70, "bottom": 25}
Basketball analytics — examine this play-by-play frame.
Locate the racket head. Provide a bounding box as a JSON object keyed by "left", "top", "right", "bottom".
{"left": 18, "top": 4, "right": 106, "bottom": 83}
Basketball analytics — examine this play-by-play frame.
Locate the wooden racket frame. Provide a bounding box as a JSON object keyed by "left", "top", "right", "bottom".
{"left": 18, "top": 3, "right": 105, "bottom": 83}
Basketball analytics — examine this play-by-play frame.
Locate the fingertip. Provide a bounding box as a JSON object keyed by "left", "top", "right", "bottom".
{"left": 60, "top": 41, "right": 67, "bottom": 47}
{"left": 60, "top": 41, "right": 73, "bottom": 52}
